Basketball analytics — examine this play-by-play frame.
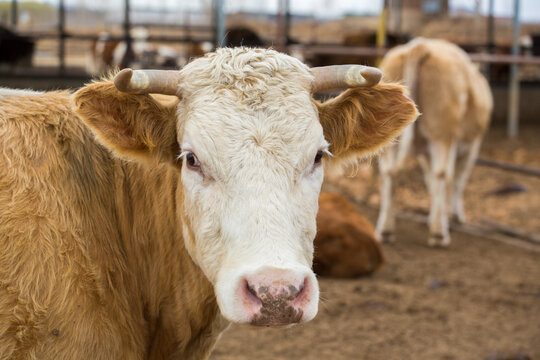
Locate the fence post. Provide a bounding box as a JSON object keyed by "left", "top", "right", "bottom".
{"left": 58, "top": 0, "right": 66, "bottom": 74}
{"left": 122, "top": 0, "right": 132, "bottom": 69}
{"left": 214, "top": 0, "right": 225, "bottom": 48}
{"left": 11, "top": 0, "right": 17, "bottom": 29}
{"left": 486, "top": 0, "right": 495, "bottom": 80}
{"left": 507, "top": 0, "right": 521, "bottom": 138}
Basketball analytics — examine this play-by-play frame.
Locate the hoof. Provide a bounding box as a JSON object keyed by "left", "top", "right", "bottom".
{"left": 377, "top": 231, "right": 396, "bottom": 244}
{"left": 428, "top": 233, "right": 450, "bottom": 247}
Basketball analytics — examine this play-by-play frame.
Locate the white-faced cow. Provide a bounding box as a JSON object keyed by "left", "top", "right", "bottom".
{"left": 0, "top": 47, "right": 417, "bottom": 359}
{"left": 375, "top": 38, "right": 493, "bottom": 246}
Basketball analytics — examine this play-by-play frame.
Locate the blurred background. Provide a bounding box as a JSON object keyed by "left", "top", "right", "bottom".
{"left": 1, "top": 0, "right": 540, "bottom": 126}
{"left": 1, "top": 1, "right": 538, "bottom": 359}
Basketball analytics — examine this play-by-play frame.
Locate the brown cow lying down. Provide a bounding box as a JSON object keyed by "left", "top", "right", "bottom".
{"left": 314, "top": 192, "right": 384, "bottom": 278}
{"left": 0, "top": 48, "right": 417, "bottom": 359}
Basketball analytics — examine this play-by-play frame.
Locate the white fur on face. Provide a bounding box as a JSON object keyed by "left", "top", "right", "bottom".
{"left": 176, "top": 48, "right": 324, "bottom": 323}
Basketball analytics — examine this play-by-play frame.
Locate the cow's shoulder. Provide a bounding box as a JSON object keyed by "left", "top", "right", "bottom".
{"left": 0, "top": 90, "right": 113, "bottom": 178}
{"left": 0, "top": 90, "right": 140, "bottom": 359}
{"left": 0, "top": 90, "right": 74, "bottom": 159}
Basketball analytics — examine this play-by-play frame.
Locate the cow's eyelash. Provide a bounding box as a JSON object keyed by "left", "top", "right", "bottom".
{"left": 177, "top": 151, "right": 189, "bottom": 161}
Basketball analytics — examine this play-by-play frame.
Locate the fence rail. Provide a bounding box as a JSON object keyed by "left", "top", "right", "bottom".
{"left": 291, "top": 44, "right": 540, "bottom": 65}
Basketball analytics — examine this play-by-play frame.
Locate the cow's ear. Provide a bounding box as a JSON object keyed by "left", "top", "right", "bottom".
{"left": 316, "top": 83, "right": 418, "bottom": 162}
{"left": 73, "top": 81, "right": 180, "bottom": 165}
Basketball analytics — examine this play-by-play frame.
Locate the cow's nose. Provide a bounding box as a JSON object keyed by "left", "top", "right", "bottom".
{"left": 239, "top": 267, "right": 314, "bottom": 326}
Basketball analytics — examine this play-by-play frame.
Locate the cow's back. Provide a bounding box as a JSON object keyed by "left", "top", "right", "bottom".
{"left": 413, "top": 40, "right": 470, "bottom": 142}
{"left": 0, "top": 92, "right": 145, "bottom": 359}
{"left": 381, "top": 38, "right": 491, "bottom": 143}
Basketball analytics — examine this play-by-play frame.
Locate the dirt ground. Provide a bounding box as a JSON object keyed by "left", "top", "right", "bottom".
{"left": 211, "top": 125, "right": 540, "bottom": 360}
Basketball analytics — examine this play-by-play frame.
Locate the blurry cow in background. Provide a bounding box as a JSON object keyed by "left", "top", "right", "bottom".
{"left": 376, "top": 38, "right": 493, "bottom": 247}
{"left": 86, "top": 32, "right": 120, "bottom": 74}
{"left": 86, "top": 27, "right": 181, "bottom": 75}
{"left": 0, "top": 25, "right": 34, "bottom": 70}
{"left": 225, "top": 27, "right": 264, "bottom": 48}
{"left": 178, "top": 41, "right": 214, "bottom": 68}
{"left": 314, "top": 192, "right": 384, "bottom": 278}
{"left": 87, "top": 26, "right": 268, "bottom": 75}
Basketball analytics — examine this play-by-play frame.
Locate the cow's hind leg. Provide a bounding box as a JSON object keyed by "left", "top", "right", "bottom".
{"left": 451, "top": 137, "right": 482, "bottom": 224}
{"left": 376, "top": 145, "right": 398, "bottom": 243}
{"left": 376, "top": 126, "right": 415, "bottom": 243}
{"left": 427, "top": 141, "right": 457, "bottom": 247}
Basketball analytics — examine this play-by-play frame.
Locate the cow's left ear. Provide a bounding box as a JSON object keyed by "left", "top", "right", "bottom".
{"left": 316, "top": 83, "right": 418, "bottom": 162}
{"left": 73, "top": 81, "right": 180, "bottom": 165}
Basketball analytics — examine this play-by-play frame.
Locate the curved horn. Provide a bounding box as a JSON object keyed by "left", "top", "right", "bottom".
{"left": 311, "top": 65, "right": 382, "bottom": 93}
{"left": 114, "top": 68, "right": 182, "bottom": 96}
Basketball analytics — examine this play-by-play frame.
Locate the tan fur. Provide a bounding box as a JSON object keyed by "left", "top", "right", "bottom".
{"left": 316, "top": 83, "right": 419, "bottom": 161}
{"left": 0, "top": 48, "right": 417, "bottom": 359}
{"left": 0, "top": 91, "right": 224, "bottom": 359}
{"left": 74, "top": 81, "right": 180, "bottom": 165}
{"left": 314, "top": 192, "right": 384, "bottom": 278}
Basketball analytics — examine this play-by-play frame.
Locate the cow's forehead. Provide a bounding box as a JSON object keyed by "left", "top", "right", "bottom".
{"left": 178, "top": 95, "right": 322, "bottom": 180}
{"left": 179, "top": 48, "right": 314, "bottom": 102}
{"left": 176, "top": 48, "right": 323, "bottom": 173}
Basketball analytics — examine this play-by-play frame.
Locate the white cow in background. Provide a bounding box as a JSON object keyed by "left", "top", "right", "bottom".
{"left": 376, "top": 38, "right": 493, "bottom": 247}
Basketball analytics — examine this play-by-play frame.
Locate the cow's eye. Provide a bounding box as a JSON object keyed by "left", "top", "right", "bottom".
{"left": 185, "top": 152, "right": 200, "bottom": 170}
{"left": 314, "top": 150, "right": 324, "bottom": 165}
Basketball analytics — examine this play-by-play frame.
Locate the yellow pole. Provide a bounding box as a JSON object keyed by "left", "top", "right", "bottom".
{"left": 376, "top": 1, "right": 388, "bottom": 67}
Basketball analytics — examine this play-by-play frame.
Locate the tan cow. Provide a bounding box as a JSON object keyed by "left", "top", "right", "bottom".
{"left": 86, "top": 28, "right": 181, "bottom": 75}
{"left": 0, "top": 47, "right": 417, "bottom": 359}
{"left": 376, "top": 38, "right": 493, "bottom": 246}
{"left": 314, "top": 192, "right": 384, "bottom": 278}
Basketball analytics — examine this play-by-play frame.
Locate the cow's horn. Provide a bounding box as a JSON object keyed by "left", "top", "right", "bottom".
{"left": 114, "top": 68, "right": 181, "bottom": 96}
{"left": 311, "top": 65, "right": 382, "bottom": 93}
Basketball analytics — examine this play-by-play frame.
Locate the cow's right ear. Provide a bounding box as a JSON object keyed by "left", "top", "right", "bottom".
{"left": 73, "top": 81, "right": 180, "bottom": 165}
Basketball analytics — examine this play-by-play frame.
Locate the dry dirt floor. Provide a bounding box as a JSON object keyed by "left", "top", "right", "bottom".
{"left": 211, "top": 125, "right": 540, "bottom": 360}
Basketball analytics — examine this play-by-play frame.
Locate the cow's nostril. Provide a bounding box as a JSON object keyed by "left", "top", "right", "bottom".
{"left": 287, "top": 282, "right": 304, "bottom": 299}
{"left": 246, "top": 282, "right": 259, "bottom": 300}
{"left": 241, "top": 280, "right": 263, "bottom": 310}
{"left": 293, "top": 277, "right": 311, "bottom": 307}
{"left": 298, "top": 281, "right": 305, "bottom": 295}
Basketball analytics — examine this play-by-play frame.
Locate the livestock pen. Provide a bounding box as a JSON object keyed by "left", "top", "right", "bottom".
{"left": 1, "top": 0, "right": 539, "bottom": 359}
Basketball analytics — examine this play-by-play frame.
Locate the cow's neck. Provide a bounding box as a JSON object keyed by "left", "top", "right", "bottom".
{"left": 112, "top": 159, "right": 227, "bottom": 358}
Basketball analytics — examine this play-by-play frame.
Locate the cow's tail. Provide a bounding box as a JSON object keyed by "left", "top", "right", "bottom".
{"left": 403, "top": 43, "right": 430, "bottom": 104}
{"left": 394, "top": 44, "right": 430, "bottom": 170}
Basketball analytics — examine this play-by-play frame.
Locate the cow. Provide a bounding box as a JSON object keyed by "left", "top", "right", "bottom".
{"left": 0, "top": 47, "right": 418, "bottom": 359}
{"left": 225, "top": 27, "right": 265, "bottom": 48}
{"left": 0, "top": 25, "right": 34, "bottom": 70}
{"left": 314, "top": 192, "right": 384, "bottom": 278}
{"left": 375, "top": 38, "right": 493, "bottom": 247}
{"left": 182, "top": 42, "right": 214, "bottom": 63}
{"left": 86, "top": 28, "right": 181, "bottom": 75}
